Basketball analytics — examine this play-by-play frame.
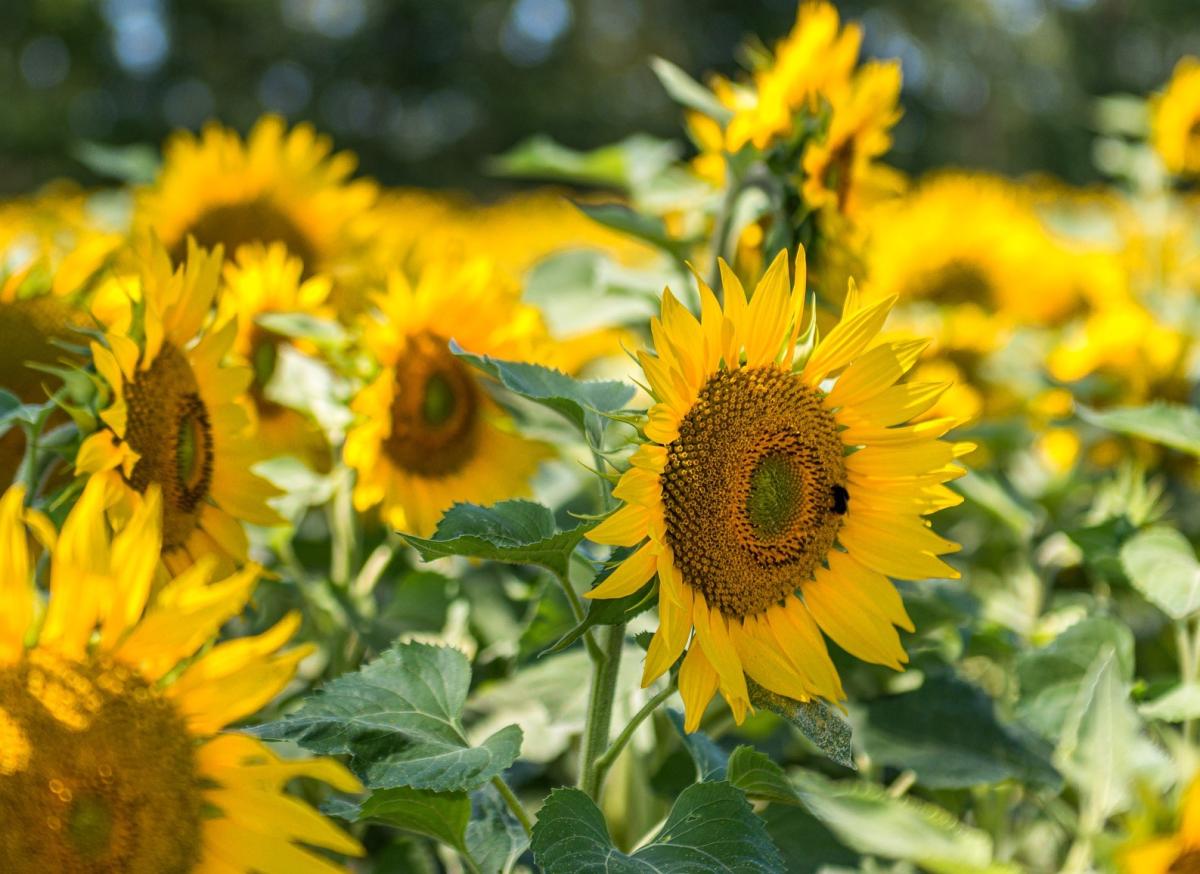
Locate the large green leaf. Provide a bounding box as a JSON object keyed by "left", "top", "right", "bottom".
{"left": 649, "top": 56, "right": 734, "bottom": 122}
{"left": 452, "top": 342, "right": 635, "bottom": 445}
{"left": 574, "top": 202, "right": 690, "bottom": 260}
{"left": 792, "top": 770, "right": 1003, "bottom": 874}
{"left": 404, "top": 500, "right": 594, "bottom": 582}
{"left": 253, "top": 642, "right": 522, "bottom": 792}
{"left": 1120, "top": 526, "right": 1200, "bottom": 620}
{"left": 530, "top": 783, "right": 784, "bottom": 873}
{"left": 1016, "top": 616, "right": 1135, "bottom": 739}
{"left": 762, "top": 806, "right": 859, "bottom": 874}
{"left": 1140, "top": 684, "right": 1200, "bottom": 722}
{"left": 747, "top": 680, "right": 854, "bottom": 769}
{"left": 1078, "top": 402, "right": 1200, "bottom": 456}
{"left": 1055, "top": 648, "right": 1140, "bottom": 821}
{"left": 331, "top": 783, "right": 528, "bottom": 874}
{"left": 861, "top": 673, "right": 1060, "bottom": 790}
{"left": 488, "top": 133, "right": 679, "bottom": 191}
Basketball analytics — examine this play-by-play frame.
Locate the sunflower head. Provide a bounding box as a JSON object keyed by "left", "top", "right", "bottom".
{"left": 1121, "top": 774, "right": 1200, "bottom": 874}
{"left": 344, "top": 257, "right": 554, "bottom": 536}
{"left": 135, "top": 115, "right": 377, "bottom": 277}
{"left": 585, "top": 249, "right": 968, "bottom": 730}
{"left": 0, "top": 477, "right": 362, "bottom": 871}
{"left": 77, "top": 238, "right": 282, "bottom": 573}
{"left": 1151, "top": 56, "right": 1200, "bottom": 177}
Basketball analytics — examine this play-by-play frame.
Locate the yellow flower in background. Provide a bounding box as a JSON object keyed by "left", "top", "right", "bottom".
{"left": 0, "top": 478, "right": 362, "bottom": 872}
{"left": 136, "top": 115, "right": 376, "bottom": 275}
{"left": 1122, "top": 775, "right": 1200, "bottom": 874}
{"left": 802, "top": 60, "right": 903, "bottom": 218}
{"left": 77, "top": 239, "right": 281, "bottom": 574}
{"left": 725, "top": 2, "right": 862, "bottom": 152}
{"left": 218, "top": 243, "right": 334, "bottom": 470}
{"left": 585, "top": 250, "right": 968, "bottom": 731}
{"left": 344, "top": 257, "right": 554, "bottom": 537}
{"left": 1151, "top": 56, "right": 1200, "bottom": 176}
{"left": 1048, "top": 299, "right": 1193, "bottom": 407}
{"left": 864, "top": 173, "right": 1081, "bottom": 331}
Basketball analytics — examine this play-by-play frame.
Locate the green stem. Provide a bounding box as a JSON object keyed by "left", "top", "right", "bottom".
{"left": 578, "top": 622, "right": 626, "bottom": 799}
{"left": 591, "top": 682, "right": 675, "bottom": 791}
{"left": 491, "top": 776, "right": 534, "bottom": 836}
{"left": 328, "top": 465, "right": 358, "bottom": 587}
{"left": 556, "top": 567, "right": 603, "bottom": 664}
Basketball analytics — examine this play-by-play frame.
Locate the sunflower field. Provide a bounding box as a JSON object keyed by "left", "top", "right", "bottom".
{"left": 3, "top": 2, "right": 1200, "bottom": 873}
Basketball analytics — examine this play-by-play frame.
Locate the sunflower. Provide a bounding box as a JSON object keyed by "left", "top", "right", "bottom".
{"left": 0, "top": 476, "right": 362, "bottom": 871}
{"left": 1151, "top": 56, "right": 1200, "bottom": 177}
{"left": 724, "top": 2, "right": 863, "bottom": 153}
{"left": 1122, "top": 775, "right": 1200, "bottom": 874}
{"left": 76, "top": 239, "right": 282, "bottom": 574}
{"left": 585, "top": 250, "right": 968, "bottom": 730}
{"left": 864, "top": 173, "right": 1080, "bottom": 330}
{"left": 217, "top": 242, "right": 334, "bottom": 470}
{"left": 344, "top": 257, "right": 555, "bottom": 537}
{"left": 801, "top": 60, "right": 902, "bottom": 218}
{"left": 135, "top": 115, "right": 376, "bottom": 277}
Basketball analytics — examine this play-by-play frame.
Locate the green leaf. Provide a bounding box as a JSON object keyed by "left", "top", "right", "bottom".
{"left": 1017, "top": 617, "right": 1135, "bottom": 739}
{"left": 666, "top": 708, "right": 728, "bottom": 781}
{"left": 337, "top": 786, "right": 472, "bottom": 853}
{"left": 1055, "top": 648, "right": 1139, "bottom": 821}
{"left": 762, "top": 806, "right": 859, "bottom": 874}
{"left": 573, "top": 202, "right": 690, "bottom": 260}
{"left": 649, "top": 56, "right": 733, "bottom": 122}
{"left": 746, "top": 679, "right": 854, "bottom": 769}
{"left": 727, "top": 746, "right": 801, "bottom": 805}
{"left": 1120, "top": 526, "right": 1200, "bottom": 620}
{"left": 487, "top": 133, "right": 679, "bottom": 191}
{"left": 1140, "top": 684, "right": 1200, "bottom": 722}
{"left": 452, "top": 342, "right": 635, "bottom": 445}
{"left": 861, "top": 672, "right": 1060, "bottom": 790}
{"left": 1078, "top": 402, "right": 1200, "bottom": 456}
{"left": 404, "top": 500, "right": 594, "bottom": 582}
{"left": 530, "top": 783, "right": 784, "bottom": 873}
{"left": 792, "top": 770, "right": 998, "bottom": 873}
{"left": 253, "top": 642, "right": 522, "bottom": 792}
{"left": 466, "top": 784, "right": 530, "bottom": 874}
{"left": 255, "top": 311, "right": 348, "bottom": 346}
{"left": 71, "top": 140, "right": 160, "bottom": 184}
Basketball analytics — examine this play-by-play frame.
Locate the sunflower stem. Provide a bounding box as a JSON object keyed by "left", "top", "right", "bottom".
{"left": 578, "top": 621, "right": 626, "bottom": 799}
{"left": 555, "top": 567, "right": 603, "bottom": 664}
{"left": 490, "top": 776, "right": 534, "bottom": 837}
{"left": 328, "top": 464, "right": 358, "bottom": 587}
{"left": 592, "top": 681, "right": 675, "bottom": 792}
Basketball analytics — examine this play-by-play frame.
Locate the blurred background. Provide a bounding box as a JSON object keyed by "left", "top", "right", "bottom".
{"left": 2, "top": 0, "right": 1199, "bottom": 196}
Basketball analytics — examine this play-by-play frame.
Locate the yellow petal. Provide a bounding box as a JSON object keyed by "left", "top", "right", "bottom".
{"left": 743, "top": 250, "right": 792, "bottom": 367}
{"left": 826, "top": 340, "right": 929, "bottom": 410}
{"left": 718, "top": 259, "right": 748, "bottom": 364}
{"left": 804, "top": 563, "right": 907, "bottom": 670}
{"left": 690, "top": 595, "right": 749, "bottom": 707}
{"left": 729, "top": 615, "right": 815, "bottom": 701}
{"left": 585, "top": 541, "right": 658, "bottom": 600}
{"left": 588, "top": 503, "right": 651, "bottom": 547}
{"left": 0, "top": 486, "right": 34, "bottom": 664}
{"left": 611, "top": 467, "right": 660, "bottom": 507}
{"left": 642, "top": 573, "right": 694, "bottom": 686}
{"left": 100, "top": 485, "right": 163, "bottom": 647}
{"left": 678, "top": 644, "right": 719, "bottom": 733}
{"left": 802, "top": 296, "right": 896, "bottom": 385}
{"left": 838, "top": 517, "right": 960, "bottom": 581}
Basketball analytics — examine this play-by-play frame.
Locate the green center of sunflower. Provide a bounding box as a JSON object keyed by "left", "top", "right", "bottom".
{"left": 920, "top": 259, "right": 994, "bottom": 307}
{"left": 0, "top": 650, "right": 203, "bottom": 873}
{"left": 661, "top": 366, "right": 847, "bottom": 618}
{"left": 172, "top": 198, "right": 318, "bottom": 274}
{"left": 1170, "top": 850, "right": 1200, "bottom": 874}
{"left": 123, "top": 343, "right": 215, "bottom": 551}
{"left": 382, "top": 332, "right": 481, "bottom": 478}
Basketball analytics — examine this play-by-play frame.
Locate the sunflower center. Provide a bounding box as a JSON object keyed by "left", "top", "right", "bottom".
{"left": 0, "top": 650, "right": 203, "bottom": 872}
{"left": 1170, "top": 850, "right": 1200, "bottom": 874}
{"left": 382, "top": 332, "right": 481, "bottom": 478}
{"left": 123, "top": 343, "right": 215, "bottom": 550}
{"left": 662, "top": 366, "right": 847, "bottom": 618}
{"left": 921, "top": 259, "right": 994, "bottom": 307}
{"left": 172, "top": 198, "right": 318, "bottom": 273}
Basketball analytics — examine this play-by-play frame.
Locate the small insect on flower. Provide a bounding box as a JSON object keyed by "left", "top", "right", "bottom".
{"left": 831, "top": 484, "right": 850, "bottom": 515}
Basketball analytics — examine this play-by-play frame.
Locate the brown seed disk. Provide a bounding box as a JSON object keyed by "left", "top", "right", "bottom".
{"left": 0, "top": 651, "right": 203, "bottom": 872}
{"left": 382, "top": 331, "right": 481, "bottom": 478}
{"left": 171, "top": 198, "right": 318, "bottom": 274}
{"left": 122, "top": 343, "right": 214, "bottom": 550}
{"left": 661, "top": 366, "right": 847, "bottom": 618}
